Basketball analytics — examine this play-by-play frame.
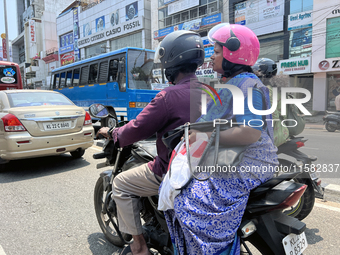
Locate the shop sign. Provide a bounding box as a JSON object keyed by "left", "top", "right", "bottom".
{"left": 60, "top": 52, "right": 74, "bottom": 66}
{"left": 332, "top": 60, "right": 340, "bottom": 69}
{"left": 59, "top": 32, "right": 74, "bottom": 54}
{"left": 278, "top": 57, "right": 311, "bottom": 75}
{"left": 204, "top": 47, "right": 214, "bottom": 59}
{"left": 195, "top": 62, "right": 217, "bottom": 79}
{"left": 73, "top": 8, "right": 80, "bottom": 61}
{"left": 319, "top": 60, "right": 330, "bottom": 70}
{"left": 288, "top": 11, "right": 313, "bottom": 31}
{"left": 234, "top": 0, "right": 284, "bottom": 36}
{"left": 125, "top": 1, "right": 138, "bottom": 21}
{"left": 2, "top": 38, "right": 7, "bottom": 59}
{"left": 168, "top": 0, "right": 199, "bottom": 15}
{"left": 78, "top": 16, "right": 144, "bottom": 48}
{"left": 29, "top": 20, "right": 36, "bottom": 43}
{"left": 154, "top": 13, "right": 221, "bottom": 40}
{"left": 182, "top": 18, "right": 201, "bottom": 31}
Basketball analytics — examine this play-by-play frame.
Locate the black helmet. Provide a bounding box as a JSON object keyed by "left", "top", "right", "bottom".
{"left": 252, "top": 58, "right": 277, "bottom": 78}
{"left": 155, "top": 30, "right": 204, "bottom": 70}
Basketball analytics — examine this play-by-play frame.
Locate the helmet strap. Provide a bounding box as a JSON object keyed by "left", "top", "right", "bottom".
{"left": 222, "top": 59, "right": 246, "bottom": 78}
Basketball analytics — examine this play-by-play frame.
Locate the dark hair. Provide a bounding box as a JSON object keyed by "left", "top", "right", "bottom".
{"left": 179, "top": 63, "right": 198, "bottom": 74}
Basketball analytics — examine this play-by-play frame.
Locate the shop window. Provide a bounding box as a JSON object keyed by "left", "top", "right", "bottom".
{"left": 258, "top": 37, "right": 284, "bottom": 62}
{"left": 89, "top": 64, "right": 98, "bottom": 84}
{"left": 190, "top": 9, "right": 198, "bottom": 19}
{"left": 326, "top": 16, "right": 340, "bottom": 59}
{"left": 110, "top": 32, "right": 143, "bottom": 51}
{"left": 290, "top": 0, "right": 313, "bottom": 14}
{"left": 199, "top": 6, "right": 207, "bottom": 16}
{"left": 327, "top": 74, "right": 340, "bottom": 111}
{"left": 181, "top": 11, "right": 189, "bottom": 22}
{"left": 73, "top": 69, "right": 80, "bottom": 86}
{"left": 289, "top": 28, "right": 312, "bottom": 58}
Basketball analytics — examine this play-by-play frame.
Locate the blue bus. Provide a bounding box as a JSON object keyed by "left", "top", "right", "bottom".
{"left": 51, "top": 47, "right": 168, "bottom": 126}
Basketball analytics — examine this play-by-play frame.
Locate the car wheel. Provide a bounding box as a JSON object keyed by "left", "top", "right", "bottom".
{"left": 70, "top": 148, "right": 85, "bottom": 159}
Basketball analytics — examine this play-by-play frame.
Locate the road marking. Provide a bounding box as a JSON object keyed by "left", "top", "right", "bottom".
{"left": 302, "top": 147, "right": 319, "bottom": 150}
{"left": 0, "top": 245, "right": 7, "bottom": 255}
{"left": 314, "top": 202, "right": 340, "bottom": 213}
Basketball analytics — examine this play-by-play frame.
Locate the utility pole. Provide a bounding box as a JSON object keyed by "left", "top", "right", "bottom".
{"left": 3, "top": 0, "right": 10, "bottom": 61}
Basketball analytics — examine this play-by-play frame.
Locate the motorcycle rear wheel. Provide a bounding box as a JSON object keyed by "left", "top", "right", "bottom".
{"left": 94, "top": 177, "right": 131, "bottom": 247}
{"left": 325, "top": 122, "right": 337, "bottom": 132}
{"left": 278, "top": 159, "right": 315, "bottom": 221}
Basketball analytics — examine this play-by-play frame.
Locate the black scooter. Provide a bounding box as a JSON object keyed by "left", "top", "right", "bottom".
{"left": 323, "top": 111, "right": 340, "bottom": 132}
{"left": 90, "top": 104, "right": 309, "bottom": 255}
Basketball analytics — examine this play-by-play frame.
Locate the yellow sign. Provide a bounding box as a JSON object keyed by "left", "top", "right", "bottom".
{"left": 1, "top": 33, "right": 6, "bottom": 39}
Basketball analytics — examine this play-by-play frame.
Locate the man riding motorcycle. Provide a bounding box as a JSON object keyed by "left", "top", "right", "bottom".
{"left": 97, "top": 30, "right": 204, "bottom": 255}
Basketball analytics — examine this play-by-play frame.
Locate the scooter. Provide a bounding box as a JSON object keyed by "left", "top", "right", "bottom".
{"left": 323, "top": 111, "right": 340, "bottom": 132}
{"left": 90, "top": 104, "right": 309, "bottom": 255}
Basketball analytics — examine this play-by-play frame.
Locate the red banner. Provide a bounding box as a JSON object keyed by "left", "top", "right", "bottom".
{"left": 2, "top": 39, "right": 7, "bottom": 59}
{"left": 60, "top": 52, "right": 74, "bottom": 66}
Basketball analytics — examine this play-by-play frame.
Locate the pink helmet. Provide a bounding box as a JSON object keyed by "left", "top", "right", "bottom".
{"left": 208, "top": 23, "right": 260, "bottom": 66}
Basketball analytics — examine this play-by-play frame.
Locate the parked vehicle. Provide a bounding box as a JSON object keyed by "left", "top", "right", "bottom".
{"left": 50, "top": 47, "right": 168, "bottom": 128}
{"left": 276, "top": 136, "right": 323, "bottom": 220}
{"left": 0, "top": 90, "right": 94, "bottom": 170}
{"left": 0, "top": 61, "right": 23, "bottom": 90}
{"left": 90, "top": 104, "right": 309, "bottom": 255}
{"left": 323, "top": 111, "right": 340, "bottom": 132}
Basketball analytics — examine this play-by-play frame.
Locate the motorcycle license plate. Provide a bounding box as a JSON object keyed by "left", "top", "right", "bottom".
{"left": 282, "top": 232, "right": 308, "bottom": 255}
{"left": 310, "top": 171, "right": 320, "bottom": 180}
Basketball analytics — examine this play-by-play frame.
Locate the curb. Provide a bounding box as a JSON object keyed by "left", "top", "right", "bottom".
{"left": 323, "top": 183, "right": 340, "bottom": 204}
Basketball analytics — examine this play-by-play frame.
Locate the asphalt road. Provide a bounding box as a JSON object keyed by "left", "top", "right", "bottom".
{"left": 1, "top": 142, "right": 340, "bottom": 255}
{"left": 293, "top": 128, "right": 340, "bottom": 186}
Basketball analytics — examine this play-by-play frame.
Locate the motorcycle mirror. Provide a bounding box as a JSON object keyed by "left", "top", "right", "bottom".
{"left": 89, "top": 104, "right": 109, "bottom": 118}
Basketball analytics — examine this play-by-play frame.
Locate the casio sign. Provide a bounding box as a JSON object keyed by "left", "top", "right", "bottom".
{"left": 332, "top": 9, "right": 340, "bottom": 14}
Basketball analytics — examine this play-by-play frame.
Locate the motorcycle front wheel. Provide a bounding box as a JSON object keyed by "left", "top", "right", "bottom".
{"left": 94, "top": 177, "right": 131, "bottom": 247}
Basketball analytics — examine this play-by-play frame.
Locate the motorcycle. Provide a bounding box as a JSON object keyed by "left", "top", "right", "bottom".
{"left": 323, "top": 110, "right": 340, "bottom": 132}
{"left": 276, "top": 136, "right": 323, "bottom": 220}
{"left": 89, "top": 103, "right": 309, "bottom": 255}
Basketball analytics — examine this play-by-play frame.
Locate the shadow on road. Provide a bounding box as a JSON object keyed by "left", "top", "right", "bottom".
{"left": 305, "top": 227, "right": 323, "bottom": 244}
{"left": 88, "top": 232, "right": 122, "bottom": 255}
{"left": 0, "top": 154, "right": 90, "bottom": 183}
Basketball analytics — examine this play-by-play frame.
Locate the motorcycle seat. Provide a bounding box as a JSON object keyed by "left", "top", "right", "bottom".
{"left": 326, "top": 110, "right": 340, "bottom": 115}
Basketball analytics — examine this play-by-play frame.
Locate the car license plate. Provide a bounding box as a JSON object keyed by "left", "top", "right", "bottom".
{"left": 43, "top": 121, "right": 72, "bottom": 130}
{"left": 282, "top": 232, "right": 308, "bottom": 255}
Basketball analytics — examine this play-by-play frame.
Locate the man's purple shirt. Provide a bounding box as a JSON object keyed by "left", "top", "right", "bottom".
{"left": 111, "top": 74, "right": 202, "bottom": 177}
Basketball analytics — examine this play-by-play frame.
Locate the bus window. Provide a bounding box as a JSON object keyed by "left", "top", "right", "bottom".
{"left": 60, "top": 72, "right": 66, "bottom": 88}
{"left": 73, "top": 69, "right": 80, "bottom": 86}
{"left": 118, "top": 58, "right": 126, "bottom": 92}
{"left": 66, "top": 71, "right": 72, "bottom": 87}
{"left": 89, "top": 64, "right": 98, "bottom": 84}
{"left": 99, "top": 61, "right": 109, "bottom": 83}
{"left": 80, "top": 66, "right": 89, "bottom": 85}
{"left": 54, "top": 73, "right": 60, "bottom": 89}
{"left": 109, "top": 60, "right": 118, "bottom": 82}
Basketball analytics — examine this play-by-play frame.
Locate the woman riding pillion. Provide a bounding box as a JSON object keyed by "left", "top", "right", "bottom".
{"left": 164, "top": 23, "right": 279, "bottom": 254}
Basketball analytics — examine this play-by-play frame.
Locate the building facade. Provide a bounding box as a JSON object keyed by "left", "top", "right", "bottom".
{"left": 311, "top": 1, "right": 340, "bottom": 112}
{"left": 56, "top": 0, "right": 152, "bottom": 67}
{"left": 11, "top": 0, "right": 75, "bottom": 89}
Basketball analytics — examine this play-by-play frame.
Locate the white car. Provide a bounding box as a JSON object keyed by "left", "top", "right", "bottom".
{"left": 0, "top": 90, "right": 94, "bottom": 169}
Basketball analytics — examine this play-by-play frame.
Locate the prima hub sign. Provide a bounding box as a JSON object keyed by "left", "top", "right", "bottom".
{"left": 78, "top": 16, "right": 144, "bottom": 48}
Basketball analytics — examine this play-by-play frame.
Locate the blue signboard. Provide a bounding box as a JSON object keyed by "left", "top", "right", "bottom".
{"left": 59, "top": 32, "right": 74, "bottom": 54}
{"left": 154, "top": 13, "right": 221, "bottom": 39}
{"left": 201, "top": 13, "right": 222, "bottom": 27}
{"left": 204, "top": 47, "right": 214, "bottom": 58}
{"left": 73, "top": 8, "right": 80, "bottom": 62}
